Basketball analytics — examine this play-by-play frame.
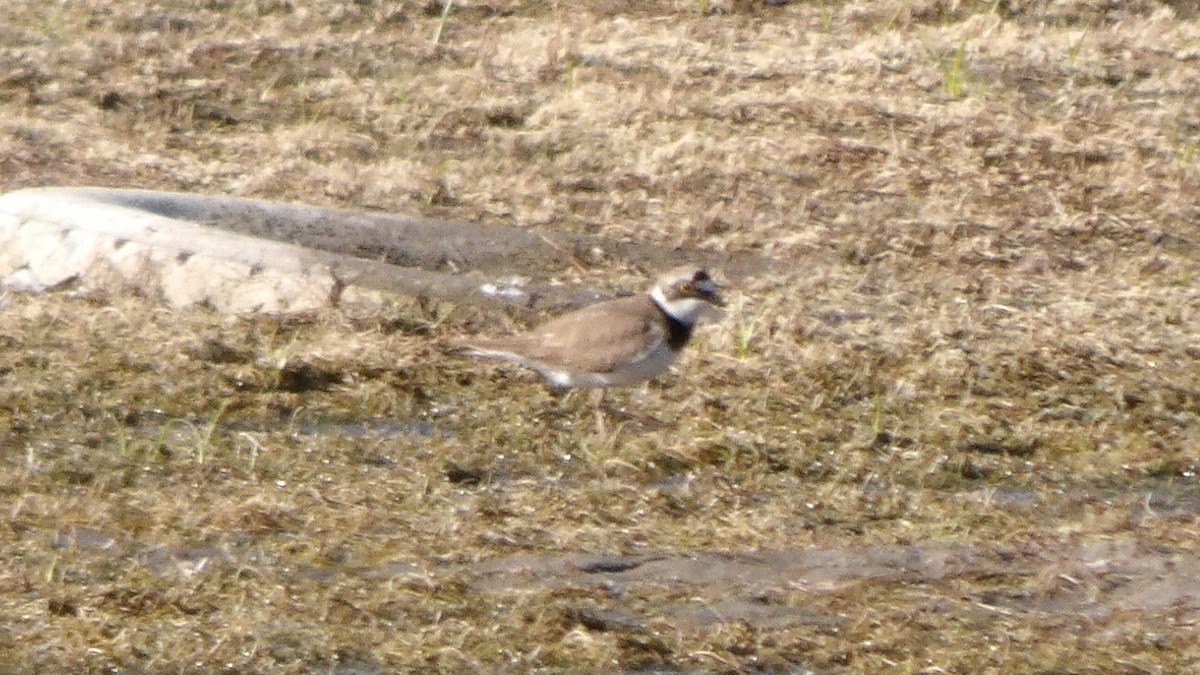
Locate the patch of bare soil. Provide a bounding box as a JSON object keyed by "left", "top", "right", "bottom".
{"left": 472, "top": 537, "right": 1200, "bottom": 624}
{"left": 44, "top": 496, "right": 1200, "bottom": 629}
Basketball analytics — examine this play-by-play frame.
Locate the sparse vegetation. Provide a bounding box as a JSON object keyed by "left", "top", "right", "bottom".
{"left": 940, "top": 36, "right": 971, "bottom": 98}
{"left": 430, "top": 0, "right": 454, "bottom": 47}
{"left": 2, "top": 0, "right": 1200, "bottom": 672}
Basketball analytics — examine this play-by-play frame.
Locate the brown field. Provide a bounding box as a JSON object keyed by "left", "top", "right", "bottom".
{"left": 3, "top": 0, "right": 1200, "bottom": 672}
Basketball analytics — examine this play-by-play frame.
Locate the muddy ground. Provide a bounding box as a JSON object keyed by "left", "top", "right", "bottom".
{"left": 2, "top": 0, "right": 1200, "bottom": 672}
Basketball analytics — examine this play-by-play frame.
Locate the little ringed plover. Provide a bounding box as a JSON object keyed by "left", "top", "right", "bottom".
{"left": 457, "top": 267, "right": 726, "bottom": 429}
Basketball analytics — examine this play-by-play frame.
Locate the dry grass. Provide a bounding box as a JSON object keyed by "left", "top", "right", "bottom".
{"left": 3, "top": 0, "right": 1200, "bottom": 672}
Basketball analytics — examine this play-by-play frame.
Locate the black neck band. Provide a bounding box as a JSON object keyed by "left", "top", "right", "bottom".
{"left": 657, "top": 305, "right": 695, "bottom": 350}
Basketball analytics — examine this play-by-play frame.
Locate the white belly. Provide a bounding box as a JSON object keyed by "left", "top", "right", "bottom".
{"left": 557, "top": 342, "right": 679, "bottom": 388}
{"left": 473, "top": 342, "right": 681, "bottom": 389}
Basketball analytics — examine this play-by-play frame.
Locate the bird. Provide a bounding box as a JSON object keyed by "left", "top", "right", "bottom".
{"left": 456, "top": 267, "right": 727, "bottom": 432}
